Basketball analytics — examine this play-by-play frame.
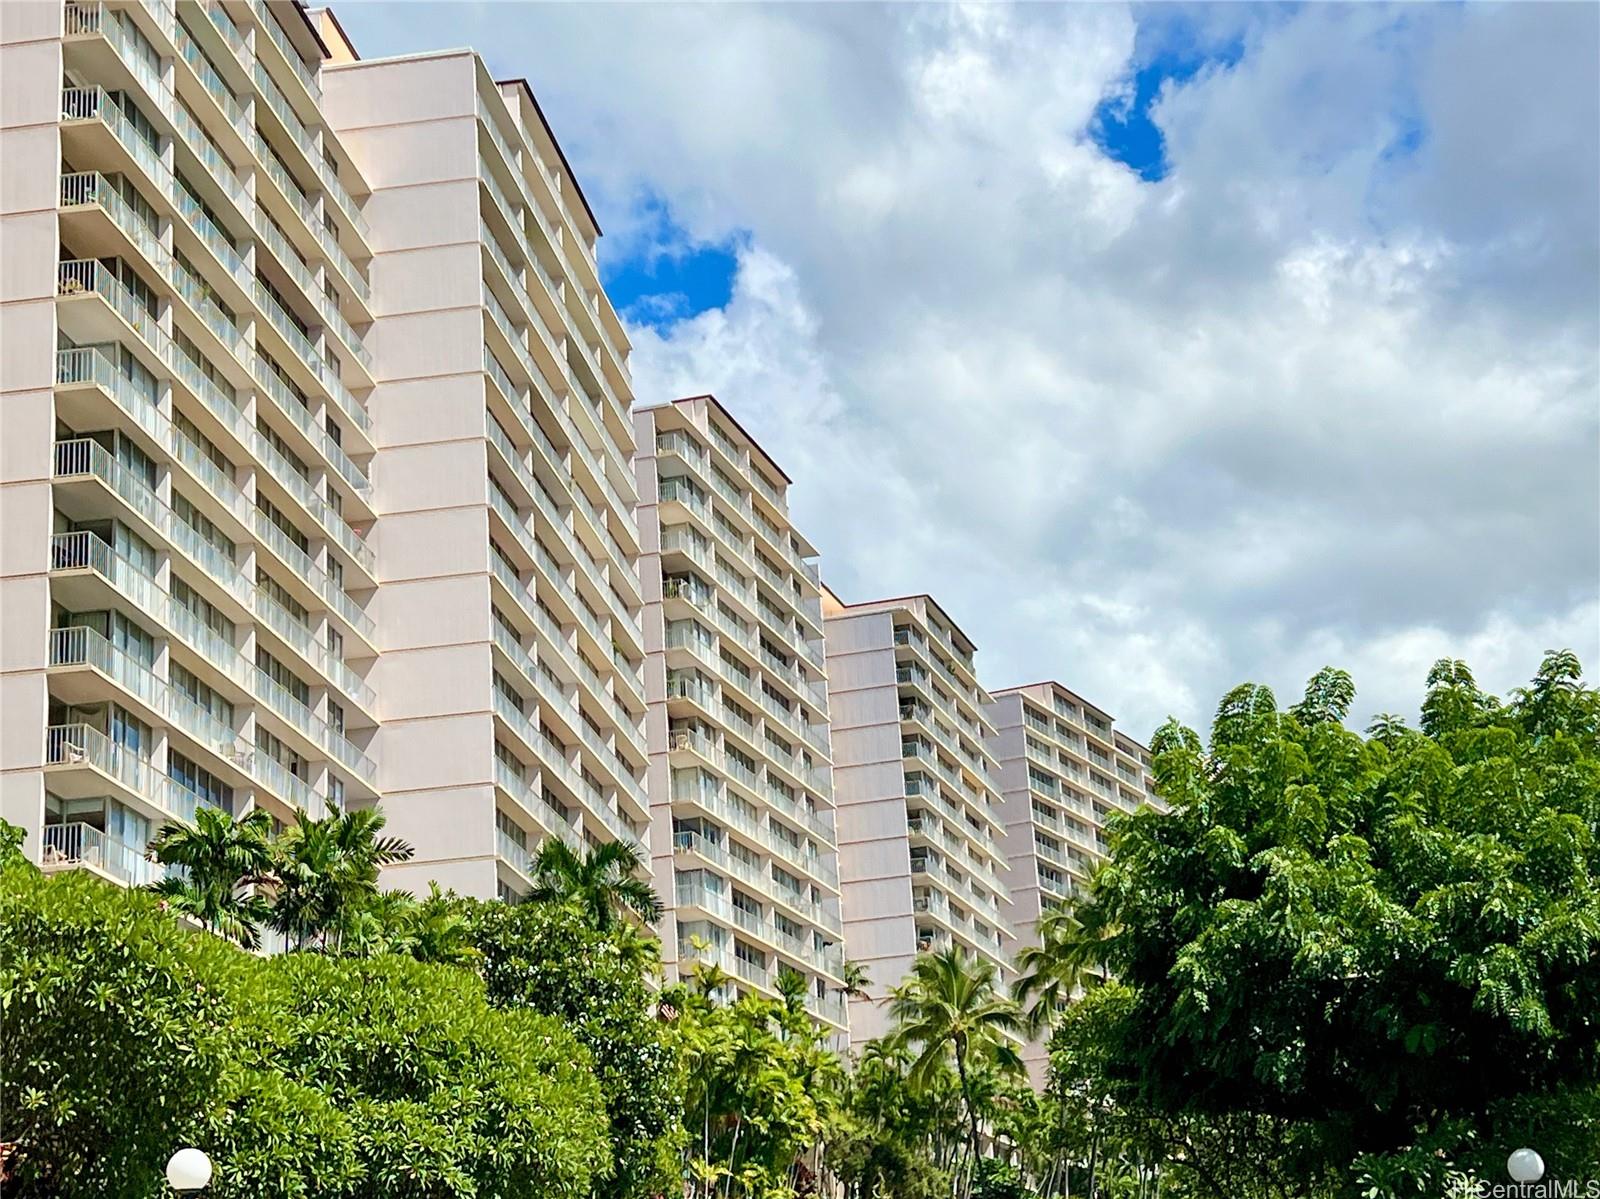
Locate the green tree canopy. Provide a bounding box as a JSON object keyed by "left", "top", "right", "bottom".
{"left": 0, "top": 866, "right": 612, "bottom": 1199}
{"left": 146, "top": 805, "right": 274, "bottom": 947}
{"left": 528, "top": 838, "right": 663, "bottom": 931}
{"left": 466, "top": 896, "right": 682, "bottom": 1199}
{"left": 1075, "top": 650, "right": 1600, "bottom": 1193}
{"left": 887, "top": 947, "right": 1023, "bottom": 1169}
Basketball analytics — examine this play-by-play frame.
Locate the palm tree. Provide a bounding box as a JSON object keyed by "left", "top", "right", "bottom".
{"left": 887, "top": 946, "right": 1022, "bottom": 1167}
{"left": 683, "top": 934, "right": 732, "bottom": 999}
{"left": 145, "top": 806, "right": 275, "bottom": 948}
{"left": 408, "top": 883, "right": 480, "bottom": 966}
{"left": 1012, "top": 901, "right": 1101, "bottom": 1039}
{"left": 837, "top": 958, "right": 873, "bottom": 1003}
{"left": 270, "top": 808, "right": 414, "bottom": 950}
{"left": 529, "top": 837, "right": 662, "bottom": 931}
{"left": 776, "top": 966, "right": 809, "bottom": 1017}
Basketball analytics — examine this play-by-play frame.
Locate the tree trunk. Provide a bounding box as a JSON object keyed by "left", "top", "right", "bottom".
{"left": 954, "top": 1037, "right": 981, "bottom": 1167}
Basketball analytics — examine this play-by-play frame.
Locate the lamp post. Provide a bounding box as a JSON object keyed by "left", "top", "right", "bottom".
{"left": 1507, "top": 1148, "right": 1545, "bottom": 1184}
{"left": 165, "top": 1147, "right": 213, "bottom": 1193}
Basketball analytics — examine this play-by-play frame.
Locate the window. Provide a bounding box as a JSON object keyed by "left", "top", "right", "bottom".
{"left": 168, "top": 750, "right": 233, "bottom": 813}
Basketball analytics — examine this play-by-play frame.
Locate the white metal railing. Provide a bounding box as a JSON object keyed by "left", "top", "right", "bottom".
{"left": 252, "top": 662, "right": 373, "bottom": 781}
{"left": 250, "top": 507, "right": 375, "bottom": 641}
{"left": 40, "top": 822, "right": 159, "bottom": 885}
{"left": 52, "top": 437, "right": 254, "bottom": 599}
{"left": 46, "top": 722, "right": 203, "bottom": 824}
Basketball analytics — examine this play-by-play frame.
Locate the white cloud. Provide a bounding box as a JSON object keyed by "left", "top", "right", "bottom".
{"left": 344, "top": 2, "right": 1599, "bottom": 736}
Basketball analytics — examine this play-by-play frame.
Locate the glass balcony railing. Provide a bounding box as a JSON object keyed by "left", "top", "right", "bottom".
{"left": 247, "top": 0, "right": 320, "bottom": 100}
{"left": 46, "top": 722, "right": 206, "bottom": 825}
{"left": 495, "top": 759, "right": 583, "bottom": 851}
{"left": 251, "top": 663, "right": 373, "bottom": 782}
{"left": 251, "top": 424, "right": 374, "bottom": 574}
{"left": 249, "top": 357, "right": 371, "bottom": 498}
{"left": 251, "top": 585, "right": 374, "bottom": 710}
{"left": 40, "top": 822, "right": 159, "bottom": 886}
{"left": 174, "top": 20, "right": 245, "bottom": 132}
{"left": 251, "top": 61, "right": 367, "bottom": 240}
{"left": 197, "top": 0, "right": 246, "bottom": 60}
{"left": 250, "top": 508, "right": 375, "bottom": 642}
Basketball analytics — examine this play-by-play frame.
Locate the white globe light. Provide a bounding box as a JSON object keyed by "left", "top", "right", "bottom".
{"left": 1507, "top": 1148, "right": 1545, "bottom": 1184}
{"left": 165, "top": 1147, "right": 213, "bottom": 1192}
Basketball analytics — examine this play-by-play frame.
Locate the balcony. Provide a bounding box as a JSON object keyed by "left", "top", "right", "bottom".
{"left": 496, "top": 827, "right": 534, "bottom": 880}
{"left": 63, "top": 4, "right": 172, "bottom": 122}
{"left": 45, "top": 721, "right": 208, "bottom": 828}
{"left": 40, "top": 822, "right": 159, "bottom": 887}
{"left": 50, "top": 531, "right": 251, "bottom": 703}
{"left": 249, "top": 507, "right": 376, "bottom": 646}
{"left": 494, "top": 758, "right": 583, "bottom": 851}
{"left": 251, "top": 356, "right": 371, "bottom": 501}
{"left": 53, "top": 439, "right": 252, "bottom": 611}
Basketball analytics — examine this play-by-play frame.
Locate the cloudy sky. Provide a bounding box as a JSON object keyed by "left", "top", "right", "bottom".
{"left": 339, "top": 1, "right": 1600, "bottom": 740}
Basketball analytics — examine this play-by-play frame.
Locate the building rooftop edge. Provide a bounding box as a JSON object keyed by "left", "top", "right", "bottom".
{"left": 641, "top": 394, "right": 796, "bottom": 486}
{"left": 822, "top": 592, "right": 979, "bottom": 655}
{"left": 496, "top": 77, "right": 602, "bottom": 239}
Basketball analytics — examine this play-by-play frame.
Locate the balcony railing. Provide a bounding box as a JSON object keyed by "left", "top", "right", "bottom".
{"left": 46, "top": 722, "right": 203, "bottom": 824}
{"left": 247, "top": 0, "right": 320, "bottom": 101}
{"left": 251, "top": 425, "right": 374, "bottom": 574}
{"left": 174, "top": 20, "right": 245, "bottom": 131}
{"left": 64, "top": 4, "right": 170, "bottom": 117}
{"left": 171, "top": 105, "right": 249, "bottom": 210}
{"left": 250, "top": 357, "right": 370, "bottom": 498}
{"left": 40, "top": 822, "right": 158, "bottom": 886}
{"left": 249, "top": 507, "right": 375, "bottom": 641}
{"left": 252, "top": 585, "right": 374, "bottom": 710}
{"left": 495, "top": 758, "right": 583, "bottom": 850}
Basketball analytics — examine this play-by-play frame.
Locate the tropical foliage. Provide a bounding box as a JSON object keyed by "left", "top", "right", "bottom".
{"left": 0, "top": 866, "right": 610, "bottom": 1199}
{"left": 7, "top": 646, "right": 1597, "bottom": 1199}
{"left": 1057, "top": 651, "right": 1600, "bottom": 1195}
{"left": 888, "top": 948, "right": 1024, "bottom": 1171}
{"left": 146, "top": 805, "right": 274, "bottom": 947}
{"left": 528, "top": 837, "right": 664, "bottom": 930}
{"left": 668, "top": 956, "right": 845, "bottom": 1198}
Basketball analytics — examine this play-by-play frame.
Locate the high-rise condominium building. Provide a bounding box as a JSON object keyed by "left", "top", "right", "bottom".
{"left": 0, "top": 1, "right": 647, "bottom": 902}
{"left": 634, "top": 395, "right": 847, "bottom": 1032}
{"left": 319, "top": 44, "right": 649, "bottom": 900}
{"left": 823, "top": 592, "right": 1013, "bottom": 1047}
{"left": 2, "top": 0, "right": 382, "bottom": 880}
{"left": 987, "top": 681, "right": 1159, "bottom": 1077}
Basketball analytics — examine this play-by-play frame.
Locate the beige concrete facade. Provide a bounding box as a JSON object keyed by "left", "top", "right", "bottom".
{"left": 2, "top": 0, "right": 381, "bottom": 884}
{"left": 635, "top": 395, "right": 846, "bottom": 1033}
{"left": 823, "top": 592, "right": 1012, "bottom": 1048}
{"left": 0, "top": 2, "right": 646, "bottom": 905}
{"left": 987, "top": 682, "right": 1160, "bottom": 1078}
{"left": 319, "top": 50, "right": 648, "bottom": 901}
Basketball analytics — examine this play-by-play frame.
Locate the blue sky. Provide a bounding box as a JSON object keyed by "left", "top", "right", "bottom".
{"left": 603, "top": 15, "right": 1252, "bottom": 326}
{"left": 332, "top": 1, "right": 1598, "bottom": 734}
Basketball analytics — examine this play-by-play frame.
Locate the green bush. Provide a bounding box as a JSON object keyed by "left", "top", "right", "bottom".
{"left": 467, "top": 898, "right": 683, "bottom": 1199}
{"left": 0, "top": 867, "right": 612, "bottom": 1199}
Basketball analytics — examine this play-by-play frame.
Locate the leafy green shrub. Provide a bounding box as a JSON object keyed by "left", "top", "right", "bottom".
{"left": 467, "top": 898, "right": 683, "bottom": 1199}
